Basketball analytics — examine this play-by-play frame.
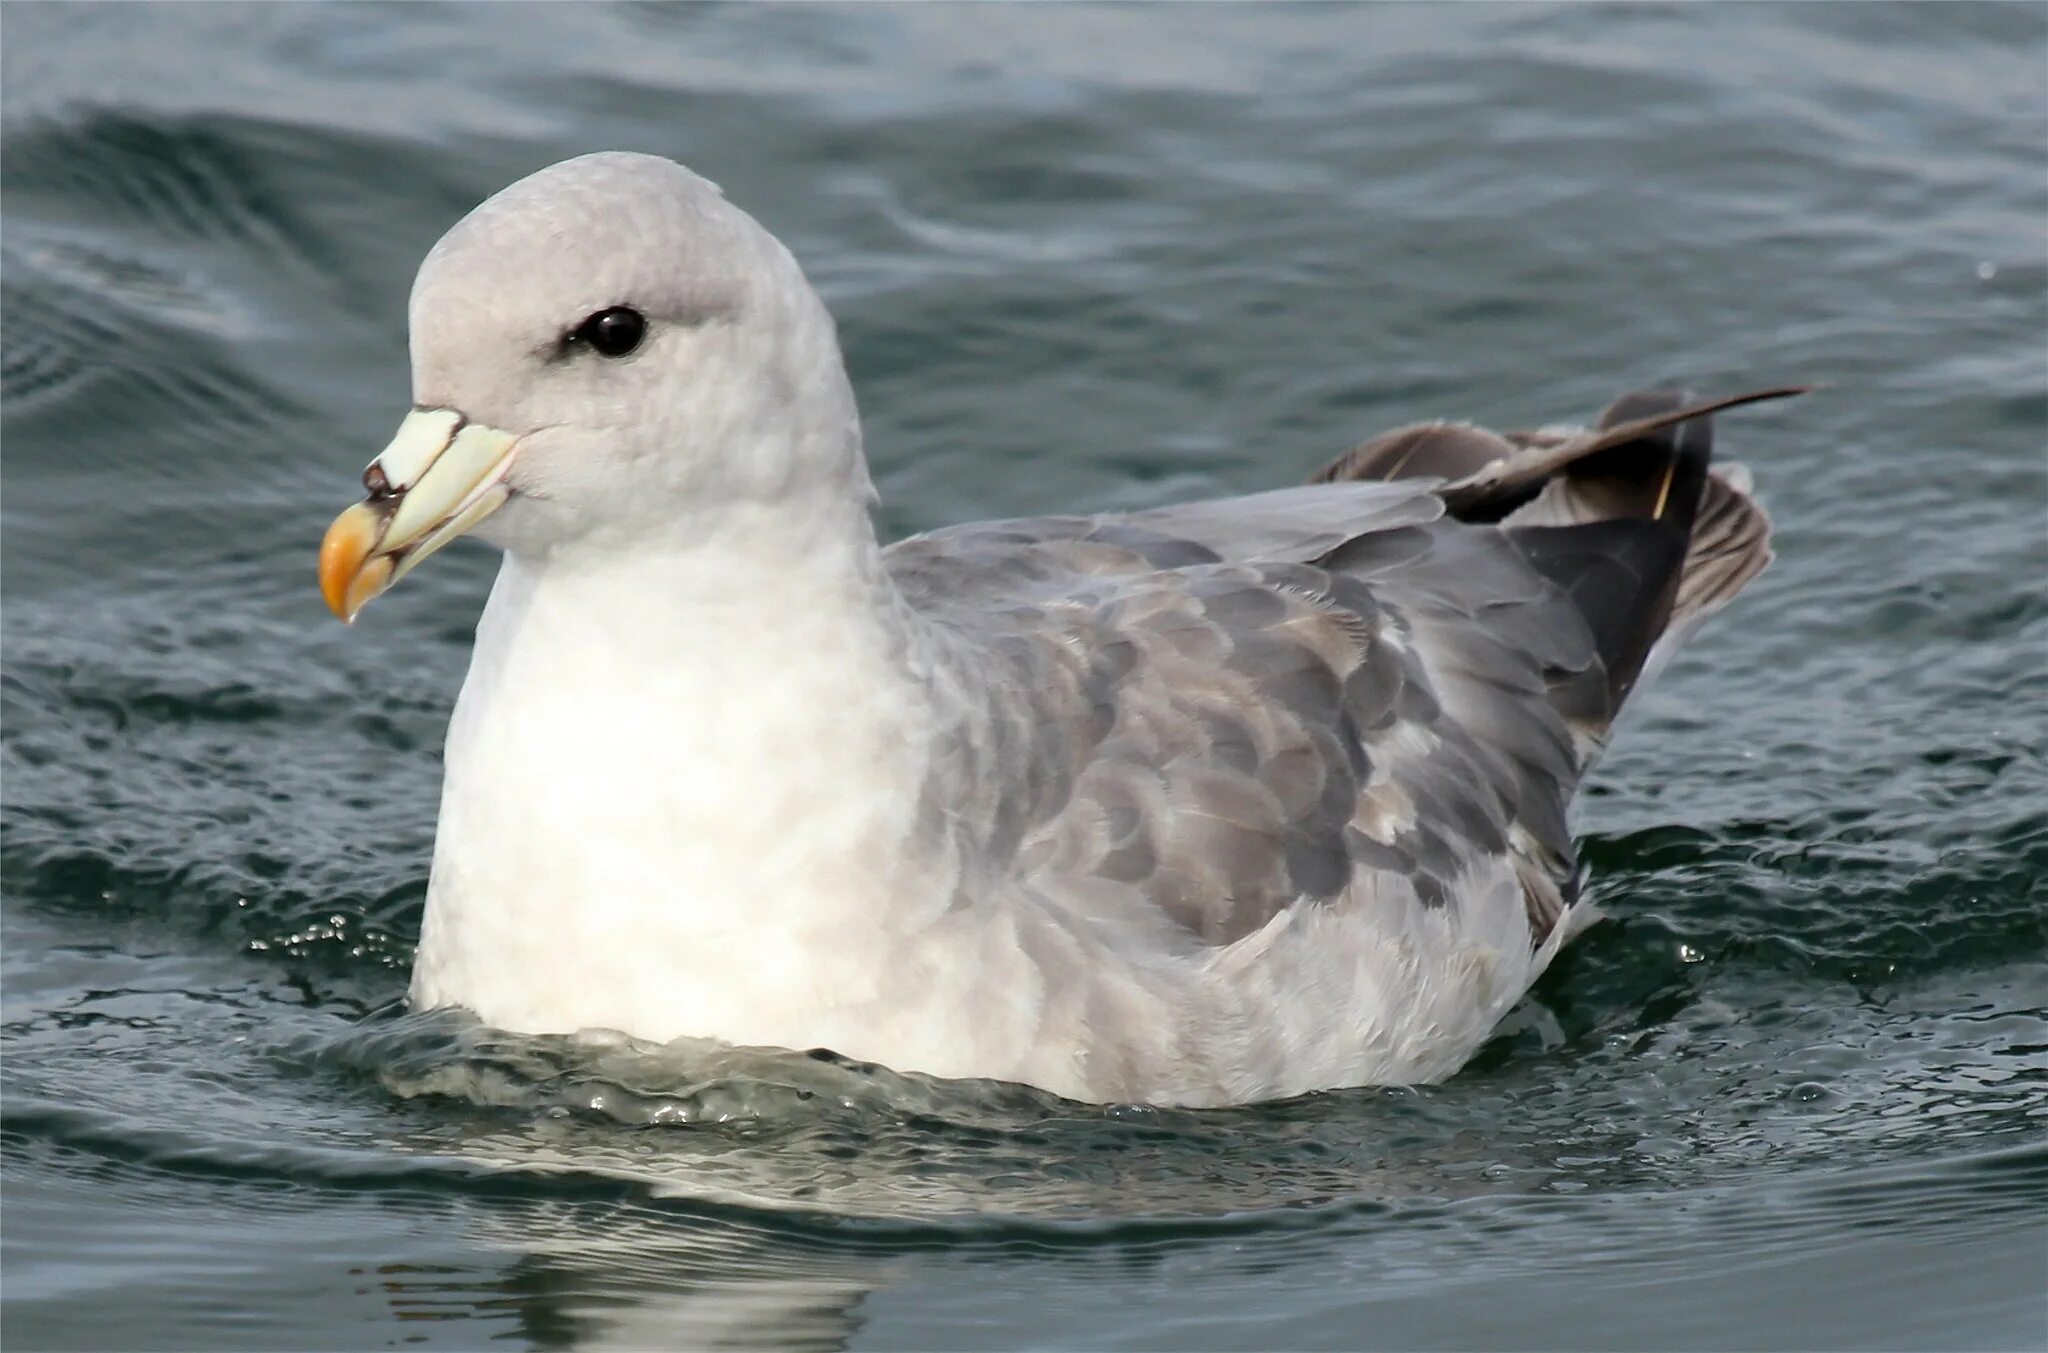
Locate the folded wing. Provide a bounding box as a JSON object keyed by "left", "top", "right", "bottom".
{"left": 886, "top": 388, "right": 1798, "bottom": 951}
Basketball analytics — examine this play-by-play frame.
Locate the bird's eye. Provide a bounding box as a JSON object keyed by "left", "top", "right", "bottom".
{"left": 566, "top": 306, "right": 646, "bottom": 358}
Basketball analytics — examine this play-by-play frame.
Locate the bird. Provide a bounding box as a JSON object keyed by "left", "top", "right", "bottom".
{"left": 318, "top": 151, "right": 1800, "bottom": 1108}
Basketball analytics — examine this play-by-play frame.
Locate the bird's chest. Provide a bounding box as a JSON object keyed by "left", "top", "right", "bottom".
{"left": 409, "top": 615, "right": 955, "bottom": 1042}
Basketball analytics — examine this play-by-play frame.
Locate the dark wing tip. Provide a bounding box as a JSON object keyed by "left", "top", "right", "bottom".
{"left": 1311, "top": 384, "right": 1802, "bottom": 712}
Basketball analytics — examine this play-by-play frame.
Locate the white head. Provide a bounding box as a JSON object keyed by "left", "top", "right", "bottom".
{"left": 319, "top": 152, "right": 868, "bottom": 619}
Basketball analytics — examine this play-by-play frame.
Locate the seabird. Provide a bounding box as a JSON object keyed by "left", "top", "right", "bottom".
{"left": 318, "top": 151, "right": 1799, "bottom": 1107}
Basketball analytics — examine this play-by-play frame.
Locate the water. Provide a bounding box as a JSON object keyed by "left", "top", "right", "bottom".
{"left": 4, "top": 4, "right": 2045, "bottom": 1348}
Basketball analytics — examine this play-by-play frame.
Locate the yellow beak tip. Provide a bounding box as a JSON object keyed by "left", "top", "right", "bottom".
{"left": 319, "top": 502, "right": 387, "bottom": 622}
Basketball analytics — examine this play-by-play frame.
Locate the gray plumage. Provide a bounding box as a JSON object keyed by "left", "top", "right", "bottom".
{"left": 888, "top": 389, "right": 1799, "bottom": 950}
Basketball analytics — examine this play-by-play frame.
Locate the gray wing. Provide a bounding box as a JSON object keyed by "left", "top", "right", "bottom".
{"left": 888, "top": 496, "right": 1595, "bottom": 950}
{"left": 885, "top": 389, "right": 1792, "bottom": 950}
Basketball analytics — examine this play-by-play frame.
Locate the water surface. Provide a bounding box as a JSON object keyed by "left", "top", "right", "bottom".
{"left": 4, "top": 4, "right": 2045, "bottom": 1349}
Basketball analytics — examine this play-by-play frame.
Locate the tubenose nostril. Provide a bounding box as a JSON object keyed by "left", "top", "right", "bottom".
{"left": 363, "top": 462, "right": 396, "bottom": 501}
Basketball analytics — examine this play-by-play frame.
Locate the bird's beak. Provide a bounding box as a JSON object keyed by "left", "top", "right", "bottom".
{"left": 318, "top": 408, "right": 520, "bottom": 622}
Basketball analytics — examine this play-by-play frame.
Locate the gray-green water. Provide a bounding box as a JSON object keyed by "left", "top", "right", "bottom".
{"left": 4, "top": 4, "right": 2045, "bottom": 1349}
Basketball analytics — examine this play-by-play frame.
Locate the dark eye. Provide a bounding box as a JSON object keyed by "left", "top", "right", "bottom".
{"left": 567, "top": 306, "right": 646, "bottom": 358}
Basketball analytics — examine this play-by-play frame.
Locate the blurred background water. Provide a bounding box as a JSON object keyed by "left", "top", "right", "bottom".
{"left": 3, "top": 3, "right": 2045, "bottom": 1349}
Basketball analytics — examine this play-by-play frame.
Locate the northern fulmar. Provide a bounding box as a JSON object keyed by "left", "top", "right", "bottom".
{"left": 318, "top": 151, "right": 1800, "bottom": 1107}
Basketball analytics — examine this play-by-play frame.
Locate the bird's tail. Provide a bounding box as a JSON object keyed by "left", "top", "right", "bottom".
{"left": 1312, "top": 386, "right": 1803, "bottom": 715}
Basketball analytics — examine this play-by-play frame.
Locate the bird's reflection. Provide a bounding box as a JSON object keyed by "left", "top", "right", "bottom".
{"left": 329, "top": 1002, "right": 1679, "bottom": 1350}
{"left": 361, "top": 1200, "right": 888, "bottom": 1352}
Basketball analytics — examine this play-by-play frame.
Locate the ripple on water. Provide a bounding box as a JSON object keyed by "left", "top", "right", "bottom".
{"left": 4, "top": 111, "right": 330, "bottom": 270}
